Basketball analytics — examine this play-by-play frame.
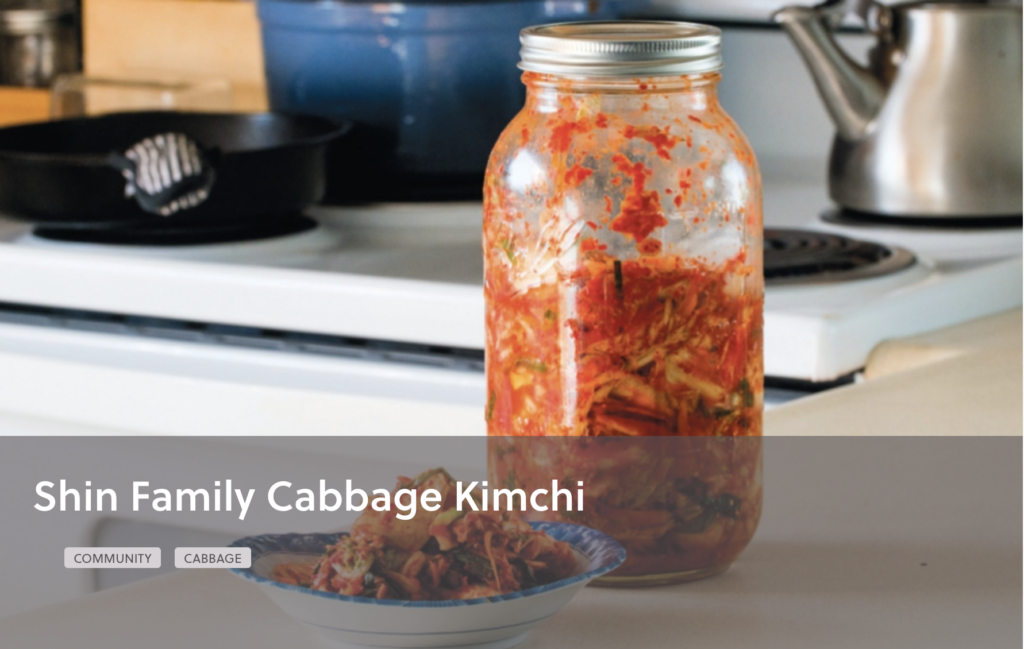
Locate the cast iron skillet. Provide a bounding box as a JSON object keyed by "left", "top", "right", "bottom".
{"left": 0, "top": 111, "right": 351, "bottom": 226}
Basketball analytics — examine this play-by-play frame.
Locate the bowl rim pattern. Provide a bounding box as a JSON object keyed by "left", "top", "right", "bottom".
{"left": 228, "top": 521, "right": 626, "bottom": 608}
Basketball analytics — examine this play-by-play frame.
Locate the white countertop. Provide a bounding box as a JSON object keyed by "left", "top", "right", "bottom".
{"left": 0, "top": 436, "right": 1017, "bottom": 648}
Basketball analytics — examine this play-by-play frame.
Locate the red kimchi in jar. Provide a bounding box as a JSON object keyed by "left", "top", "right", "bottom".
{"left": 484, "top": 22, "right": 764, "bottom": 585}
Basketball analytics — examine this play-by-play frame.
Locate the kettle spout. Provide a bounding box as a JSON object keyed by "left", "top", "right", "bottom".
{"left": 773, "top": 4, "right": 885, "bottom": 141}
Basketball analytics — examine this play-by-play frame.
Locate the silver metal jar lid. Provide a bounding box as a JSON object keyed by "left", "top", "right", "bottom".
{"left": 519, "top": 21, "right": 723, "bottom": 77}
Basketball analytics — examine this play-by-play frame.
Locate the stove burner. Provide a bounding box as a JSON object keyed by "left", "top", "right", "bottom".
{"left": 32, "top": 215, "right": 317, "bottom": 246}
{"left": 764, "top": 228, "right": 916, "bottom": 285}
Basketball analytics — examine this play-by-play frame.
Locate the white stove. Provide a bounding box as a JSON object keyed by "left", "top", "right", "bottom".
{"left": 765, "top": 210, "right": 1021, "bottom": 383}
{"left": 0, "top": 186, "right": 1019, "bottom": 437}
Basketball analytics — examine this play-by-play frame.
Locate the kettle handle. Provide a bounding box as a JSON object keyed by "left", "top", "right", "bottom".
{"left": 853, "top": 0, "right": 893, "bottom": 37}
{"left": 813, "top": 0, "right": 847, "bottom": 29}
{"left": 814, "top": 0, "right": 891, "bottom": 36}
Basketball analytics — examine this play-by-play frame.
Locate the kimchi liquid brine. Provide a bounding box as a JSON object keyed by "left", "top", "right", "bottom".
{"left": 484, "top": 22, "right": 763, "bottom": 585}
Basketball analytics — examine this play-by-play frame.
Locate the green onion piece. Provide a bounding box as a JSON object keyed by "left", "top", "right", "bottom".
{"left": 738, "top": 377, "right": 754, "bottom": 408}
{"left": 516, "top": 358, "right": 548, "bottom": 373}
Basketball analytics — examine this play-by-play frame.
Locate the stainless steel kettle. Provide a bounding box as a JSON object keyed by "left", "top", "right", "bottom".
{"left": 774, "top": 0, "right": 1022, "bottom": 218}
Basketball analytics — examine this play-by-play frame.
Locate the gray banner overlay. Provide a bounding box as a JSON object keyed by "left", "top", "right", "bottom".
{"left": 0, "top": 436, "right": 1018, "bottom": 648}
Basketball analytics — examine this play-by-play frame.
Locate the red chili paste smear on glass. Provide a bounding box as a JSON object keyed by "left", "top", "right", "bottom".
{"left": 564, "top": 164, "right": 594, "bottom": 188}
{"left": 623, "top": 125, "right": 679, "bottom": 161}
{"left": 638, "top": 239, "right": 663, "bottom": 255}
{"left": 549, "top": 119, "right": 589, "bottom": 154}
{"left": 609, "top": 154, "right": 668, "bottom": 242}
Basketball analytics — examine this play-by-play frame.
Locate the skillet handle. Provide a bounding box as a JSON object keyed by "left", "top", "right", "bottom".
{"left": 107, "top": 132, "right": 218, "bottom": 217}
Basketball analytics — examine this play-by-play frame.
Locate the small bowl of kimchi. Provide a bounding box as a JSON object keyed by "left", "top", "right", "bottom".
{"left": 229, "top": 468, "right": 625, "bottom": 648}
{"left": 230, "top": 522, "right": 624, "bottom": 648}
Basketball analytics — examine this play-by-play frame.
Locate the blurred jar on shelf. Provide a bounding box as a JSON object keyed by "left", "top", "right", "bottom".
{"left": 0, "top": 0, "right": 80, "bottom": 88}
{"left": 50, "top": 72, "right": 232, "bottom": 118}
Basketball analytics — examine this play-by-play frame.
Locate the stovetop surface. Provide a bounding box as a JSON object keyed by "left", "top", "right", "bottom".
{"left": 4, "top": 203, "right": 1019, "bottom": 280}
{"left": 763, "top": 228, "right": 917, "bottom": 284}
{"left": 0, "top": 181, "right": 1019, "bottom": 382}
{"left": 0, "top": 203, "right": 485, "bottom": 284}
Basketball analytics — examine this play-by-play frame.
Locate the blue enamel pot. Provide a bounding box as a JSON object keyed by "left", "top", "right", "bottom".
{"left": 257, "top": 0, "right": 614, "bottom": 200}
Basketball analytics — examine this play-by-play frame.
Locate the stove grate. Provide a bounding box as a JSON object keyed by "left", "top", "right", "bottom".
{"left": 764, "top": 228, "right": 916, "bottom": 285}
{"left": 32, "top": 215, "right": 317, "bottom": 247}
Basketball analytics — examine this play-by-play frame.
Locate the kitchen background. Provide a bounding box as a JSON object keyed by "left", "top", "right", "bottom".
{"left": 0, "top": 0, "right": 1019, "bottom": 624}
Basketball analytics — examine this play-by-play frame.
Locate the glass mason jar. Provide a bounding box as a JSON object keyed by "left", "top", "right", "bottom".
{"left": 484, "top": 22, "right": 764, "bottom": 585}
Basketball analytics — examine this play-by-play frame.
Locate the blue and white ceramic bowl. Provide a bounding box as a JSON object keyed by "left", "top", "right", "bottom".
{"left": 230, "top": 522, "right": 625, "bottom": 649}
